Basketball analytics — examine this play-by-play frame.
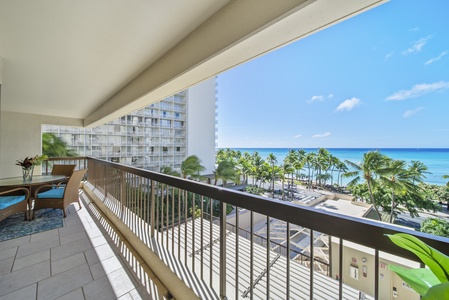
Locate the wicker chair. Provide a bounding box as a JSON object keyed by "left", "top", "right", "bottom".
{"left": 33, "top": 169, "right": 87, "bottom": 219}
{"left": 0, "top": 187, "right": 30, "bottom": 221}
{"left": 51, "top": 164, "right": 76, "bottom": 187}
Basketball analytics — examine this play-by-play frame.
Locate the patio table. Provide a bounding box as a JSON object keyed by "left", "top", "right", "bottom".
{"left": 0, "top": 175, "right": 66, "bottom": 220}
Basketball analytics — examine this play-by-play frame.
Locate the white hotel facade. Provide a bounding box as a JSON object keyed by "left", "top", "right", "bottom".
{"left": 42, "top": 78, "right": 217, "bottom": 174}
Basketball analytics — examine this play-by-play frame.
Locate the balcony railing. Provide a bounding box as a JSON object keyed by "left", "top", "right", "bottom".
{"left": 47, "top": 157, "right": 449, "bottom": 299}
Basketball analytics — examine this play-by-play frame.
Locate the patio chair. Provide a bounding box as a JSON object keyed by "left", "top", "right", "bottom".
{"left": 33, "top": 169, "right": 87, "bottom": 219}
{"left": 0, "top": 187, "right": 30, "bottom": 221}
{"left": 51, "top": 164, "right": 76, "bottom": 187}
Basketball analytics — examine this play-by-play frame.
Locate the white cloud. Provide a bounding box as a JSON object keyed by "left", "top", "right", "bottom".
{"left": 402, "top": 35, "right": 432, "bottom": 55}
{"left": 293, "top": 134, "right": 302, "bottom": 139}
{"left": 312, "top": 132, "right": 331, "bottom": 138}
{"left": 385, "top": 51, "right": 394, "bottom": 60}
{"left": 307, "top": 94, "right": 334, "bottom": 103}
{"left": 307, "top": 95, "right": 324, "bottom": 103}
{"left": 403, "top": 107, "right": 424, "bottom": 118}
{"left": 425, "top": 51, "right": 448, "bottom": 65}
{"left": 336, "top": 97, "right": 361, "bottom": 111}
{"left": 386, "top": 81, "right": 449, "bottom": 101}
{"left": 408, "top": 27, "right": 419, "bottom": 32}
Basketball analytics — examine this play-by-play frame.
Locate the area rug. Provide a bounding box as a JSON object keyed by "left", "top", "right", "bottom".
{"left": 0, "top": 209, "right": 63, "bottom": 242}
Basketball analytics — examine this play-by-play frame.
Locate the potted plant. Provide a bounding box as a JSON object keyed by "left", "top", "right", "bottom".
{"left": 386, "top": 233, "right": 449, "bottom": 299}
{"left": 15, "top": 154, "right": 48, "bottom": 181}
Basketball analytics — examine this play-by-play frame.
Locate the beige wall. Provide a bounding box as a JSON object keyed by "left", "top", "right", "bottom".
{"left": 0, "top": 111, "right": 82, "bottom": 178}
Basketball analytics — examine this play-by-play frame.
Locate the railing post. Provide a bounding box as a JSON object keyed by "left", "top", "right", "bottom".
{"left": 375, "top": 250, "right": 379, "bottom": 300}
{"left": 120, "top": 170, "right": 126, "bottom": 219}
{"left": 339, "top": 239, "right": 343, "bottom": 300}
{"left": 309, "top": 230, "right": 314, "bottom": 300}
{"left": 250, "top": 211, "right": 254, "bottom": 300}
{"left": 266, "top": 216, "right": 270, "bottom": 300}
{"left": 220, "top": 201, "right": 227, "bottom": 299}
{"left": 328, "top": 235, "right": 332, "bottom": 277}
{"left": 150, "top": 179, "right": 155, "bottom": 237}
{"left": 286, "top": 222, "right": 290, "bottom": 299}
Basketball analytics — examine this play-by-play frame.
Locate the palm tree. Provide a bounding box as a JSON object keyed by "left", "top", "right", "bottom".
{"left": 284, "top": 149, "right": 301, "bottom": 196}
{"left": 316, "top": 148, "right": 331, "bottom": 187}
{"left": 213, "top": 160, "right": 237, "bottom": 186}
{"left": 296, "top": 149, "right": 307, "bottom": 180}
{"left": 42, "top": 133, "right": 77, "bottom": 157}
{"left": 303, "top": 152, "right": 316, "bottom": 190}
{"left": 378, "top": 159, "right": 411, "bottom": 223}
{"left": 215, "top": 148, "right": 226, "bottom": 164}
{"left": 251, "top": 151, "right": 264, "bottom": 187}
{"left": 280, "top": 163, "right": 295, "bottom": 200}
{"left": 407, "top": 160, "right": 430, "bottom": 184}
{"left": 444, "top": 175, "right": 449, "bottom": 187}
{"left": 160, "top": 166, "right": 181, "bottom": 177}
{"left": 266, "top": 153, "right": 278, "bottom": 197}
{"left": 336, "top": 161, "right": 348, "bottom": 188}
{"left": 237, "top": 155, "right": 252, "bottom": 184}
{"left": 344, "top": 151, "right": 387, "bottom": 220}
{"left": 258, "top": 161, "right": 270, "bottom": 189}
{"left": 181, "top": 155, "right": 205, "bottom": 179}
{"left": 328, "top": 154, "right": 340, "bottom": 186}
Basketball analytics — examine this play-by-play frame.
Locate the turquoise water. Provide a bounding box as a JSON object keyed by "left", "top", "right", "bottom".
{"left": 224, "top": 148, "right": 449, "bottom": 186}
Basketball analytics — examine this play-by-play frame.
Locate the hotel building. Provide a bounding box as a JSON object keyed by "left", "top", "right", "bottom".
{"left": 42, "top": 78, "right": 217, "bottom": 174}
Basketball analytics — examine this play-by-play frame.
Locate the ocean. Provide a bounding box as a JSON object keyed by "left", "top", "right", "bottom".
{"left": 224, "top": 148, "right": 449, "bottom": 186}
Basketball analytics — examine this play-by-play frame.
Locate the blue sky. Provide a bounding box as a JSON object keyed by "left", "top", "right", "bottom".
{"left": 217, "top": 0, "right": 449, "bottom": 148}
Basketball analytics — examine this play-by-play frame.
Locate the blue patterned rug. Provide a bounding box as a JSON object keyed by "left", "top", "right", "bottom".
{"left": 0, "top": 209, "right": 64, "bottom": 242}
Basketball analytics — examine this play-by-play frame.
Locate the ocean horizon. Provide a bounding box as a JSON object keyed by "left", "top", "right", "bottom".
{"left": 219, "top": 147, "right": 449, "bottom": 186}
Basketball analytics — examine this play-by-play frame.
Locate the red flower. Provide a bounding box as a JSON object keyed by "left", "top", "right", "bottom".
{"left": 15, "top": 155, "right": 47, "bottom": 168}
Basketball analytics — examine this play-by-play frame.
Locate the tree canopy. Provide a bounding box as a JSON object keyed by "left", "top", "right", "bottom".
{"left": 181, "top": 155, "right": 205, "bottom": 179}
{"left": 420, "top": 218, "right": 449, "bottom": 238}
{"left": 344, "top": 151, "right": 440, "bottom": 222}
{"left": 42, "top": 133, "right": 77, "bottom": 157}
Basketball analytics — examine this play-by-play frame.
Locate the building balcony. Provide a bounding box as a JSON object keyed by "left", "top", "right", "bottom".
{"left": 3, "top": 157, "right": 445, "bottom": 300}
{"left": 0, "top": 196, "right": 156, "bottom": 299}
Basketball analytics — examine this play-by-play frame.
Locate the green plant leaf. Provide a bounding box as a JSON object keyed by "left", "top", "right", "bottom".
{"left": 386, "top": 233, "right": 449, "bottom": 283}
{"left": 388, "top": 265, "right": 440, "bottom": 296}
{"left": 423, "top": 282, "right": 449, "bottom": 300}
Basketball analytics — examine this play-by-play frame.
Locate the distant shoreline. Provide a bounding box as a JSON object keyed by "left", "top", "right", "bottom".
{"left": 218, "top": 147, "right": 449, "bottom": 186}
{"left": 219, "top": 147, "right": 449, "bottom": 150}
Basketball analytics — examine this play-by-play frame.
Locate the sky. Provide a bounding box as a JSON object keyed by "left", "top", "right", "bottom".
{"left": 217, "top": 0, "right": 449, "bottom": 149}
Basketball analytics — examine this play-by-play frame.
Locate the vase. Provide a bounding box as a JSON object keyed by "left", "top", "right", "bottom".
{"left": 22, "top": 166, "right": 34, "bottom": 181}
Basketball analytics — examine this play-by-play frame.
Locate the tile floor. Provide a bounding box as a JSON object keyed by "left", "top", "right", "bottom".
{"left": 0, "top": 191, "right": 155, "bottom": 300}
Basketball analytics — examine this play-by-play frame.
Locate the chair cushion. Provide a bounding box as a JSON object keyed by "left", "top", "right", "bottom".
{"left": 37, "top": 188, "right": 65, "bottom": 199}
{"left": 0, "top": 196, "right": 26, "bottom": 210}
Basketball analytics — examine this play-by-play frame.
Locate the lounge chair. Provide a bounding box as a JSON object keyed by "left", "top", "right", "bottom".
{"left": 0, "top": 187, "right": 30, "bottom": 221}
{"left": 33, "top": 169, "right": 87, "bottom": 219}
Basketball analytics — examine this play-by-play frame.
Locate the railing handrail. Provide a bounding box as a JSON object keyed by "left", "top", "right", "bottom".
{"left": 86, "top": 157, "right": 449, "bottom": 262}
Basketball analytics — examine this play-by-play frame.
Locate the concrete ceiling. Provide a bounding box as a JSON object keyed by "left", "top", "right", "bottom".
{"left": 0, "top": 0, "right": 387, "bottom": 127}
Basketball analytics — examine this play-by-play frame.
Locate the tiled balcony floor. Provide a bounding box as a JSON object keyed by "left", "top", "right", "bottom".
{"left": 0, "top": 190, "right": 161, "bottom": 300}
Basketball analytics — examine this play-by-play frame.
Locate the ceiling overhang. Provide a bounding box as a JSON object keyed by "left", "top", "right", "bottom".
{"left": 0, "top": 0, "right": 388, "bottom": 128}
